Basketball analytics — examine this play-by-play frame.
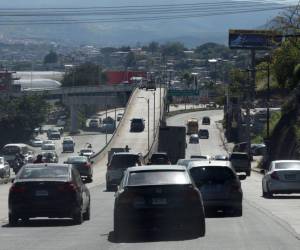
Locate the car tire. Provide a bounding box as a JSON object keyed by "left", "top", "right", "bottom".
{"left": 9, "top": 213, "right": 18, "bottom": 226}
{"left": 191, "top": 217, "right": 205, "bottom": 237}
{"left": 114, "top": 217, "right": 127, "bottom": 242}
{"left": 73, "top": 208, "right": 83, "bottom": 225}
{"left": 83, "top": 202, "right": 90, "bottom": 221}
{"left": 246, "top": 170, "right": 251, "bottom": 177}
{"left": 234, "top": 206, "right": 243, "bottom": 217}
{"left": 106, "top": 183, "right": 113, "bottom": 191}
{"left": 86, "top": 176, "right": 93, "bottom": 183}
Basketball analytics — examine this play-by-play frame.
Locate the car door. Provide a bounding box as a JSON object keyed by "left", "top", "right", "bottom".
{"left": 73, "top": 169, "right": 87, "bottom": 209}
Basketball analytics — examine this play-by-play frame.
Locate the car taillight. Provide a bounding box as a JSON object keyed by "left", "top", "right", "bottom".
{"left": 10, "top": 184, "right": 26, "bottom": 193}
{"left": 271, "top": 172, "right": 280, "bottom": 180}
{"left": 57, "top": 182, "right": 77, "bottom": 192}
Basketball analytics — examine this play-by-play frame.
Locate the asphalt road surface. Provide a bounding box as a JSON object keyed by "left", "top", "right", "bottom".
{"left": 0, "top": 109, "right": 299, "bottom": 249}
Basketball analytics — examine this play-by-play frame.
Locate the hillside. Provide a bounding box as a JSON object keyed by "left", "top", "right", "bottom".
{"left": 0, "top": 0, "right": 288, "bottom": 46}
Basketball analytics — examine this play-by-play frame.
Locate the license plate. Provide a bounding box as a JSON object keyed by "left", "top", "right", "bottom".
{"left": 35, "top": 190, "right": 49, "bottom": 197}
{"left": 285, "top": 174, "right": 296, "bottom": 180}
{"left": 152, "top": 198, "right": 167, "bottom": 205}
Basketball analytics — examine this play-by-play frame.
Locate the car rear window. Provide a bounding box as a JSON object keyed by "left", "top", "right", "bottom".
{"left": 19, "top": 166, "right": 69, "bottom": 179}
{"left": 189, "top": 167, "right": 235, "bottom": 184}
{"left": 67, "top": 156, "right": 87, "bottom": 163}
{"left": 151, "top": 154, "right": 168, "bottom": 160}
{"left": 128, "top": 170, "right": 189, "bottom": 186}
{"left": 132, "top": 119, "right": 142, "bottom": 123}
{"left": 110, "top": 154, "right": 140, "bottom": 169}
{"left": 230, "top": 154, "right": 249, "bottom": 160}
{"left": 63, "top": 140, "right": 73, "bottom": 144}
{"left": 275, "top": 162, "right": 300, "bottom": 170}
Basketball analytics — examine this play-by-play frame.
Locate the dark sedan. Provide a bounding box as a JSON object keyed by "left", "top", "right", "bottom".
{"left": 8, "top": 164, "right": 90, "bottom": 225}
{"left": 114, "top": 165, "right": 205, "bottom": 241}
{"left": 130, "top": 118, "right": 145, "bottom": 132}
{"left": 64, "top": 156, "right": 93, "bottom": 183}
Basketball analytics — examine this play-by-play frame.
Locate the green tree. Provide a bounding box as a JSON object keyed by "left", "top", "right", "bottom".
{"left": 62, "top": 63, "right": 106, "bottom": 87}
{"left": 272, "top": 40, "right": 300, "bottom": 89}
{"left": 125, "top": 52, "right": 137, "bottom": 68}
{"left": 44, "top": 50, "right": 58, "bottom": 64}
{"left": 161, "top": 42, "right": 186, "bottom": 58}
{"left": 0, "top": 96, "right": 48, "bottom": 146}
{"left": 148, "top": 41, "right": 160, "bottom": 54}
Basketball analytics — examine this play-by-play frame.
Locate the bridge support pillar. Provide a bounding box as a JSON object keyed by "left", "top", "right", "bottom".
{"left": 70, "top": 104, "right": 79, "bottom": 134}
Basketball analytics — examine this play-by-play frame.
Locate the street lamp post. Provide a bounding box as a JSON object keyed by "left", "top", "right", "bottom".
{"left": 138, "top": 97, "right": 150, "bottom": 152}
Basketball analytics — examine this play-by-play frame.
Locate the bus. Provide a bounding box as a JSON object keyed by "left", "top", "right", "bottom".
{"left": 186, "top": 118, "right": 199, "bottom": 135}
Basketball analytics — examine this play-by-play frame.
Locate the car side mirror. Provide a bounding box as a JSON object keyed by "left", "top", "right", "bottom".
{"left": 238, "top": 175, "right": 246, "bottom": 181}
{"left": 11, "top": 178, "right": 15, "bottom": 183}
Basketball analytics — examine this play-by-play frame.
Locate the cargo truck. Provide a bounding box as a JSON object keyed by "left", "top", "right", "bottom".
{"left": 158, "top": 126, "right": 186, "bottom": 164}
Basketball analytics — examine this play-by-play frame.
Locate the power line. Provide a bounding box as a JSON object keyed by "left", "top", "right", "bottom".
{"left": 0, "top": 5, "right": 290, "bottom": 25}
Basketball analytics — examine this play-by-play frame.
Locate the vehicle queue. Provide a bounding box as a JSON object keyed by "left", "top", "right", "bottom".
{"left": 1, "top": 114, "right": 300, "bottom": 243}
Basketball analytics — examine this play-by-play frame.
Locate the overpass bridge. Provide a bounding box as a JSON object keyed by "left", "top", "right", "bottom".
{"left": 0, "top": 84, "right": 135, "bottom": 133}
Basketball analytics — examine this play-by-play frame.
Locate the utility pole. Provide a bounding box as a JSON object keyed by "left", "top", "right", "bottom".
{"left": 153, "top": 91, "right": 156, "bottom": 140}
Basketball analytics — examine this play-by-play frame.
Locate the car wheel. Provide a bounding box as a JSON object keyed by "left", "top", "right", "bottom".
{"left": 114, "top": 217, "right": 126, "bottom": 242}
{"left": 190, "top": 217, "right": 205, "bottom": 237}
{"left": 21, "top": 217, "right": 30, "bottom": 224}
{"left": 246, "top": 170, "right": 251, "bottom": 176}
{"left": 83, "top": 202, "right": 90, "bottom": 221}
{"left": 106, "top": 183, "right": 113, "bottom": 191}
{"left": 234, "top": 206, "right": 243, "bottom": 217}
{"left": 9, "top": 213, "right": 18, "bottom": 226}
{"left": 73, "top": 208, "right": 83, "bottom": 225}
{"left": 86, "top": 176, "right": 93, "bottom": 183}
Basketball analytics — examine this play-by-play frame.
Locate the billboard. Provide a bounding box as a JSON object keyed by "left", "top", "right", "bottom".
{"left": 229, "top": 29, "right": 282, "bottom": 50}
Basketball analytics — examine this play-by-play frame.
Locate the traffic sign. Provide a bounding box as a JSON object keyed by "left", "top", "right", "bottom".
{"left": 168, "top": 89, "right": 199, "bottom": 96}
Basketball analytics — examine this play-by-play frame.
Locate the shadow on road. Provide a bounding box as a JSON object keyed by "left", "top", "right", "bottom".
{"left": 265, "top": 195, "right": 300, "bottom": 199}
{"left": 2, "top": 219, "right": 75, "bottom": 228}
{"left": 205, "top": 210, "right": 242, "bottom": 218}
{"left": 108, "top": 229, "right": 201, "bottom": 243}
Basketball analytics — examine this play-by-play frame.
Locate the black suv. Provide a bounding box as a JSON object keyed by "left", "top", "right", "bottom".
{"left": 130, "top": 118, "right": 145, "bottom": 132}
{"left": 202, "top": 116, "right": 210, "bottom": 125}
{"left": 198, "top": 129, "right": 209, "bottom": 139}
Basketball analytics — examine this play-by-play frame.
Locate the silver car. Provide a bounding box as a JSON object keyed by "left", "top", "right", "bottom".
{"left": 188, "top": 160, "right": 245, "bottom": 216}
{"left": 262, "top": 160, "right": 300, "bottom": 197}
{"left": 0, "top": 157, "right": 10, "bottom": 179}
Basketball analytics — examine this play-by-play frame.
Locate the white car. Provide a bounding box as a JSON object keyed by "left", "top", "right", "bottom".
{"left": 42, "top": 140, "right": 55, "bottom": 146}
{"left": 262, "top": 160, "right": 300, "bottom": 197}
{"left": 41, "top": 143, "right": 56, "bottom": 151}
{"left": 0, "top": 157, "right": 10, "bottom": 179}
{"left": 79, "top": 148, "right": 94, "bottom": 158}
{"left": 29, "top": 137, "right": 43, "bottom": 147}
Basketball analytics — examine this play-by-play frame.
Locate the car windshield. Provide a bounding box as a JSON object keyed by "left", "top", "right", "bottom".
{"left": 18, "top": 166, "right": 69, "bottom": 179}
{"left": 110, "top": 155, "right": 139, "bottom": 168}
{"left": 275, "top": 162, "right": 300, "bottom": 170}
{"left": 67, "top": 156, "right": 87, "bottom": 163}
{"left": 128, "top": 170, "right": 189, "bottom": 186}
{"left": 189, "top": 167, "right": 235, "bottom": 184}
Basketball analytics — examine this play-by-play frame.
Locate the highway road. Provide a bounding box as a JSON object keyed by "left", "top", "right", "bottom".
{"left": 0, "top": 105, "right": 299, "bottom": 249}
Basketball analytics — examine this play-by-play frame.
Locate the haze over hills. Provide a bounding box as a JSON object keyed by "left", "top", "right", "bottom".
{"left": 0, "top": 0, "right": 297, "bottom": 47}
